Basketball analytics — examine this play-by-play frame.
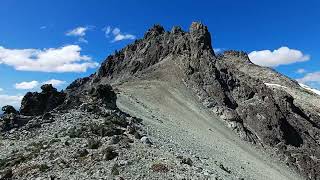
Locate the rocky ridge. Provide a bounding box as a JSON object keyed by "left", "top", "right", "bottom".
{"left": 76, "top": 22, "right": 320, "bottom": 179}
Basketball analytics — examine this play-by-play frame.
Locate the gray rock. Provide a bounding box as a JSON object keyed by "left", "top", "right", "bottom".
{"left": 181, "top": 157, "right": 193, "bottom": 166}
{"left": 140, "top": 136, "right": 152, "bottom": 145}
{"left": 103, "top": 147, "right": 118, "bottom": 161}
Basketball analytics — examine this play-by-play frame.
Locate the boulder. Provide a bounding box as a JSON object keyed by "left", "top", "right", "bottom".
{"left": 0, "top": 113, "right": 29, "bottom": 132}
{"left": 89, "top": 84, "right": 117, "bottom": 109}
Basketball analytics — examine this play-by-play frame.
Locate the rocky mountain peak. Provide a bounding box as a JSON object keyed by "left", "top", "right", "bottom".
{"left": 189, "top": 22, "right": 208, "bottom": 33}
{"left": 170, "top": 26, "right": 184, "bottom": 34}
{"left": 40, "top": 84, "right": 57, "bottom": 92}
{"left": 189, "top": 22, "right": 213, "bottom": 52}
{"left": 144, "top": 24, "right": 165, "bottom": 38}
{"left": 93, "top": 22, "right": 215, "bottom": 82}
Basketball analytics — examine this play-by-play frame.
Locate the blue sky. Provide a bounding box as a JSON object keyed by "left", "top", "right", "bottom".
{"left": 0, "top": 0, "right": 320, "bottom": 108}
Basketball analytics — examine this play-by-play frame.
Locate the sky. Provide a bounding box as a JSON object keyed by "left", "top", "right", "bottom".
{"left": 0, "top": 0, "right": 320, "bottom": 109}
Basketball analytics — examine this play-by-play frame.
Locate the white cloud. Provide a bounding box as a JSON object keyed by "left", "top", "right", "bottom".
{"left": 112, "top": 28, "right": 121, "bottom": 35}
{"left": 103, "top": 26, "right": 111, "bottom": 36}
{"left": 297, "top": 72, "right": 320, "bottom": 84}
{"left": 113, "top": 34, "right": 136, "bottom": 42}
{"left": 0, "top": 88, "right": 3, "bottom": 91}
{"left": 40, "top": 26, "right": 47, "bottom": 30}
{"left": 66, "top": 26, "right": 91, "bottom": 44}
{"left": 0, "top": 94, "right": 23, "bottom": 110}
{"left": 78, "top": 37, "right": 88, "bottom": 44}
{"left": 14, "top": 79, "right": 66, "bottom": 90}
{"left": 0, "top": 45, "right": 98, "bottom": 72}
{"left": 248, "top": 47, "right": 310, "bottom": 67}
{"left": 296, "top": 68, "right": 306, "bottom": 74}
{"left": 43, "top": 79, "right": 66, "bottom": 87}
{"left": 103, "top": 26, "right": 136, "bottom": 42}
{"left": 66, "top": 27, "right": 88, "bottom": 37}
{"left": 15, "top": 81, "right": 39, "bottom": 90}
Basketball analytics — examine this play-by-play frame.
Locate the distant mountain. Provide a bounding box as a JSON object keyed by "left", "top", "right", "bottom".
{"left": 1, "top": 22, "right": 319, "bottom": 179}
{"left": 300, "top": 83, "right": 320, "bottom": 96}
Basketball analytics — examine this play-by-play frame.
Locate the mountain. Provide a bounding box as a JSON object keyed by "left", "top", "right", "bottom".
{"left": 1, "top": 22, "right": 320, "bottom": 180}
{"left": 300, "top": 83, "right": 320, "bottom": 96}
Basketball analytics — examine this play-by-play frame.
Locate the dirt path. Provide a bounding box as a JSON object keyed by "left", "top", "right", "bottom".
{"left": 116, "top": 80, "right": 303, "bottom": 180}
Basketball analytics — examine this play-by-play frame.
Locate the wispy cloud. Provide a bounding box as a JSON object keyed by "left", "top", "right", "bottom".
{"left": 297, "top": 71, "right": 320, "bottom": 86}
{"left": 103, "top": 26, "right": 111, "bottom": 36}
{"left": 78, "top": 37, "right": 88, "bottom": 44}
{"left": 0, "top": 45, "right": 98, "bottom": 73}
{"left": 66, "top": 26, "right": 92, "bottom": 43}
{"left": 15, "top": 79, "right": 67, "bottom": 90}
{"left": 0, "top": 88, "right": 3, "bottom": 92}
{"left": 43, "top": 79, "right": 66, "bottom": 87}
{"left": 248, "top": 47, "right": 310, "bottom": 67}
{"left": 103, "top": 26, "right": 136, "bottom": 42}
{"left": 40, "top": 26, "right": 47, "bottom": 30}
{"left": 15, "top": 81, "right": 39, "bottom": 90}
{"left": 296, "top": 68, "right": 306, "bottom": 74}
{"left": 66, "top": 26, "right": 88, "bottom": 36}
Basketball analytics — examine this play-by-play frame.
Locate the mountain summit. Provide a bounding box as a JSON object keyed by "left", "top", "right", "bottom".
{"left": 1, "top": 22, "right": 320, "bottom": 179}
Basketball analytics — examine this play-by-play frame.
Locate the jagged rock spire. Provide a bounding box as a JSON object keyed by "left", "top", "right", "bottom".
{"left": 94, "top": 22, "right": 216, "bottom": 81}
{"left": 144, "top": 24, "right": 165, "bottom": 38}
{"left": 189, "top": 22, "right": 213, "bottom": 53}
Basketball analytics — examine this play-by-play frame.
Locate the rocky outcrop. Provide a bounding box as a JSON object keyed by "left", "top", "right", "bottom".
{"left": 20, "top": 84, "right": 66, "bottom": 116}
{"left": 62, "top": 84, "right": 117, "bottom": 112}
{"left": 1, "top": 105, "right": 18, "bottom": 115}
{"left": 0, "top": 77, "right": 149, "bottom": 179}
{"left": 88, "top": 84, "right": 117, "bottom": 109}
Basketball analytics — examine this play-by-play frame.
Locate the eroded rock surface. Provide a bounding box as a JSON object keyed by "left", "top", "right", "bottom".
{"left": 20, "top": 84, "right": 66, "bottom": 116}
{"left": 2, "top": 105, "right": 18, "bottom": 115}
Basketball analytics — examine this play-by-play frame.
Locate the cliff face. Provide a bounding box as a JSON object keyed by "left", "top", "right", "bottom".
{"left": 93, "top": 23, "right": 213, "bottom": 82}
{"left": 74, "top": 22, "right": 320, "bottom": 179}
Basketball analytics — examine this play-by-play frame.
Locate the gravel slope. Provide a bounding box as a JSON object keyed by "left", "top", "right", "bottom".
{"left": 116, "top": 78, "right": 303, "bottom": 180}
